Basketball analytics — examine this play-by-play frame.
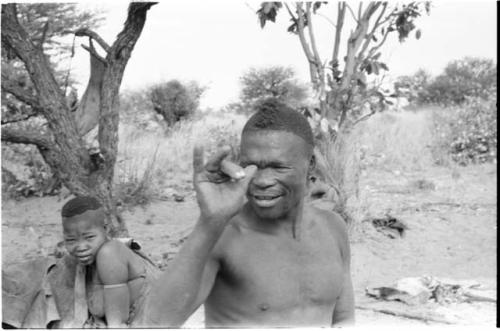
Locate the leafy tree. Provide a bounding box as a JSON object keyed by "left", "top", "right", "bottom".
{"left": 257, "top": 2, "right": 429, "bottom": 134}
{"left": 427, "top": 57, "right": 497, "bottom": 105}
{"left": 395, "top": 68, "right": 433, "bottom": 105}
{"left": 239, "top": 66, "right": 308, "bottom": 110}
{"left": 257, "top": 2, "right": 429, "bottom": 223}
{"left": 149, "top": 80, "right": 205, "bottom": 126}
{"left": 1, "top": 3, "right": 156, "bottom": 236}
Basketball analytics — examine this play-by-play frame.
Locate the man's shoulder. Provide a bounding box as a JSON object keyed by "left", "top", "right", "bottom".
{"left": 308, "top": 205, "right": 348, "bottom": 235}
{"left": 307, "top": 206, "right": 349, "bottom": 253}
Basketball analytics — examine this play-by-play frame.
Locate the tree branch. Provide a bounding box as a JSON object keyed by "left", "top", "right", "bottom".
{"left": 316, "top": 13, "right": 336, "bottom": 28}
{"left": 295, "top": 3, "right": 318, "bottom": 85}
{"left": 97, "top": 2, "right": 156, "bottom": 180}
{"left": 1, "top": 125, "right": 52, "bottom": 149}
{"left": 305, "top": 3, "right": 322, "bottom": 68}
{"left": 358, "top": 2, "right": 387, "bottom": 59}
{"left": 1, "top": 75, "right": 40, "bottom": 109}
{"left": 1, "top": 106, "right": 39, "bottom": 124}
{"left": 284, "top": 3, "right": 297, "bottom": 21}
{"left": 2, "top": 3, "right": 92, "bottom": 171}
{"left": 345, "top": 3, "right": 359, "bottom": 24}
{"left": 81, "top": 39, "right": 107, "bottom": 64}
{"left": 70, "top": 27, "right": 111, "bottom": 53}
{"left": 332, "top": 3, "right": 346, "bottom": 68}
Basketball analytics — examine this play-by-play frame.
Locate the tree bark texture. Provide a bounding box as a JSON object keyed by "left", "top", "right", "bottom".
{"left": 1, "top": 3, "right": 156, "bottom": 236}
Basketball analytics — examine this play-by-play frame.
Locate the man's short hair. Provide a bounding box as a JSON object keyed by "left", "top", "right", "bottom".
{"left": 242, "top": 98, "right": 314, "bottom": 153}
{"left": 62, "top": 196, "right": 102, "bottom": 218}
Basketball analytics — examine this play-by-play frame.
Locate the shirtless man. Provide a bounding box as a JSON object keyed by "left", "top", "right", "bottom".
{"left": 147, "top": 99, "right": 354, "bottom": 327}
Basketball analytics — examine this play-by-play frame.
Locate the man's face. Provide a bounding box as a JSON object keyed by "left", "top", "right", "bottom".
{"left": 240, "top": 130, "right": 311, "bottom": 221}
{"left": 62, "top": 209, "right": 107, "bottom": 265}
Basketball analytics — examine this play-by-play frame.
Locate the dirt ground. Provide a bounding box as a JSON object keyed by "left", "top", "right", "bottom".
{"left": 2, "top": 163, "right": 497, "bottom": 327}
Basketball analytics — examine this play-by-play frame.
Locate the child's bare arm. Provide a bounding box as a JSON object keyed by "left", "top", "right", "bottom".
{"left": 96, "top": 241, "right": 130, "bottom": 327}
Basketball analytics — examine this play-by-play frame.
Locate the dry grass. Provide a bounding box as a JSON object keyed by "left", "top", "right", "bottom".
{"left": 114, "top": 112, "right": 247, "bottom": 205}
{"left": 354, "top": 110, "right": 439, "bottom": 172}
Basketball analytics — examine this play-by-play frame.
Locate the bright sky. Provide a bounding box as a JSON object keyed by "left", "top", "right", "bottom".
{"left": 68, "top": 1, "right": 497, "bottom": 109}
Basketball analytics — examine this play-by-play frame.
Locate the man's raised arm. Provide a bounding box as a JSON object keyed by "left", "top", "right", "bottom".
{"left": 137, "top": 146, "right": 256, "bottom": 327}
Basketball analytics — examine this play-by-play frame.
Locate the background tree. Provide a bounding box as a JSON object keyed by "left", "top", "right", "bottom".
{"left": 257, "top": 2, "right": 429, "bottom": 134}
{"left": 239, "top": 66, "right": 309, "bottom": 111}
{"left": 426, "top": 57, "right": 497, "bottom": 105}
{"left": 1, "top": 3, "right": 156, "bottom": 236}
{"left": 394, "top": 68, "right": 432, "bottom": 105}
{"left": 256, "top": 1, "right": 429, "bottom": 223}
{"left": 149, "top": 80, "right": 205, "bottom": 126}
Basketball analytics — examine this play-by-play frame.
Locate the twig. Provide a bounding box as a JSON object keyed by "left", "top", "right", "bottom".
{"left": 355, "top": 305, "right": 455, "bottom": 324}
{"left": 284, "top": 3, "right": 297, "bottom": 21}
{"left": 345, "top": 3, "right": 359, "bottom": 24}
{"left": 352, "top": 110, "right": 376, "bottom": 126}
{"left": 316, "top": 12, "right": 336, "bottom": 28}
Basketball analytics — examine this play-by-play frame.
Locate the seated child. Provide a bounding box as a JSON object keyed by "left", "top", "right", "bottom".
{"left": 60, "top": 196, "right": 159, "bottom": 328}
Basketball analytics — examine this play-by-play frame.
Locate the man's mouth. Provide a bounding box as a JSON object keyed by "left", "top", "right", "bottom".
{"left": 251, "top": 193, "right": 283, "bottom": 208}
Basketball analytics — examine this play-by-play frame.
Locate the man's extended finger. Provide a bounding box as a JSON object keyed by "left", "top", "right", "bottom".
{"left": 205, "top": 146, "right": 232, "bottom": 172}
{"left": 220, "top": 159, "right": 245, "bottom": 180}
{"left": 193, "top": 145, "right": 205, "bottom": 174}
{"left": 238, "top": 165, "right": 257, "bottom": 187}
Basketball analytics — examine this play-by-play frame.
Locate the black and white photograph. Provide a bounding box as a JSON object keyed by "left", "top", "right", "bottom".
{"left": 1, "top": 0, "right": 497, "bottom": 328}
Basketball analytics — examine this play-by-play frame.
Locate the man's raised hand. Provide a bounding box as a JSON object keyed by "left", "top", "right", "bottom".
{"left": 193, "top": 145, "right": 257, "bottom": 227}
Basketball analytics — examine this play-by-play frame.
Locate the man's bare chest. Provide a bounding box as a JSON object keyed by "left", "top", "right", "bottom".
{"left": 215, "top": 228, "right": 344, "bottom": 308}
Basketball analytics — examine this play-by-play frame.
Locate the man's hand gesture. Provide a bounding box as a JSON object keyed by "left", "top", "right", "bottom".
{"left": 193, "top": 145, "right": 257, "bottom": 227}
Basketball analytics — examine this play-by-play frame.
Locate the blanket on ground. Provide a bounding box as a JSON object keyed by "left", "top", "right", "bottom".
{"left": 2, "top": 239, "right": 159, "bottom": 328}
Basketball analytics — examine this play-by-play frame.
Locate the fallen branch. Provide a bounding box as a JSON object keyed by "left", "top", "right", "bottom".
{"left": 355, "top": 305, "right": 455, "bottom": 325}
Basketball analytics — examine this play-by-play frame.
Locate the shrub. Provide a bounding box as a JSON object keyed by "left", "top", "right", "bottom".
{"left": 149, "top": 80, "right": 205, "bottom": 126}
{"left": 399, "top": 58, "right": 497, "bottom": 106}
{"left": 1, "top": 143, "right": 61, "bottom": 200}
{"left": 427, "top": 57, "right": 496, "bottom": 105}
{"left": 431, "top": 96, "right": 497, "bottom": 165}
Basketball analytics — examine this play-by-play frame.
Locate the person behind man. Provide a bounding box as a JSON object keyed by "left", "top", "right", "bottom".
{"left": 146, "top": 98, "right": 355, "bottom": 327}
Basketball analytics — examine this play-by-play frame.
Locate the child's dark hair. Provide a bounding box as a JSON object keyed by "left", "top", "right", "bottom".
{"left": 242, "top": 98, "right": 314, "bottom": 152}
{"left": 62, "top": 196, "right": 102, "bottom": 218}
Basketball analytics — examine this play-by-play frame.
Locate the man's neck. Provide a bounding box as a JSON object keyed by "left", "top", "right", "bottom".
{"left": 243, "top": 201, "right": 306, "bottom": 240}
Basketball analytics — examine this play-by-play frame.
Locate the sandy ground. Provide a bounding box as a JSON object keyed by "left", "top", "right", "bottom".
{"left": 2, "top": 163, "right": 497, "bottom": 327}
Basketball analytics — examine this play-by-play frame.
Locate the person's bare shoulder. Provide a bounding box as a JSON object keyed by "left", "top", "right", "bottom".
{"left": 96, "top": 240, "right": 129, "bottom": 263}
{"left": 308, "top": 206, "right": 350, "bottom": 261}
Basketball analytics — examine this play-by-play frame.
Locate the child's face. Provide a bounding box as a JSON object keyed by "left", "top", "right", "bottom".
{"left": 62, "top": 209, "right": 108, "bottom": 265}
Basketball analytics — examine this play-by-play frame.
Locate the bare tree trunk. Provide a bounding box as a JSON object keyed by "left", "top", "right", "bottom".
{"left": 1, "top": 3, "right": 156, "bottom": 236}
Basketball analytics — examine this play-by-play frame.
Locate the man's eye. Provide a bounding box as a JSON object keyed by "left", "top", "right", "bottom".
{"left": 85, "top": 236, "right": 95, "bottom": 240}
{"left": 65, "top": 239, "right": 75, "bottom": 243}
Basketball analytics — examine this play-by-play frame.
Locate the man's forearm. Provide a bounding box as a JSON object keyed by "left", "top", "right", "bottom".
{"left": 142, "top": 217, "right": 225, "bottom": 327}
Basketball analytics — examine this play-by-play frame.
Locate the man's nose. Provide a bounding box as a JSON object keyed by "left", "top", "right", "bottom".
{"left": 252, "top": 169, "right": 276, "bottom": 188}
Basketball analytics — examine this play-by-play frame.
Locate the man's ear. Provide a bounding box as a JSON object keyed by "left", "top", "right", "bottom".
{"left": 308, "top": 153, "right": 316, "bottom": 178}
